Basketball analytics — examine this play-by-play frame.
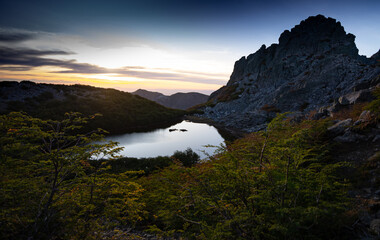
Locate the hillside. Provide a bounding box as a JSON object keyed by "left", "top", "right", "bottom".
{"left": 2, "top": 14, "right": 380, "bottom": 240}
{"left": 198, "top": 15, "right": 380, "bottom": 132}
{"left": 0, "top": 81, "right": 185, "bottom": 134}
{"left": 133, "top": 89, "right": 208, "bottom": 110}
{"left": 3, "top": 93, "right": 379, "bottom": 239}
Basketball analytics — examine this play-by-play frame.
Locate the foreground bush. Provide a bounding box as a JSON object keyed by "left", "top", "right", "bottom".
{"left": 0, "top": 112, "right": 145, "bottom": 239}
{"left": 140, "top": 114, "right": 350, "bottom": 239}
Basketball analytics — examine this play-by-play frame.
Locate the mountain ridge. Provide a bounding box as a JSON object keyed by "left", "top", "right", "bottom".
{"left": 132, "top": 89, "right": 208, "bottom": 110}
{"left": 0, "top": 81, "right": 185, "bottom": 134}
{"left": 199, "top": 14, "right": 380, "bottom": 132}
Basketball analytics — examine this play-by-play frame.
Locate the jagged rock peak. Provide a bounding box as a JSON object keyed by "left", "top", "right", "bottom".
{"left": 224, "top": 15, "right": 361, "bottom": 87}
{"left": 371, "top": 49, "right": 380, "bottom": 61}
{"left": 202, "top": 15, "right": 379, "bottom": 133}
{"left": 278, "top": 14, "right": 358, "bottom": 57}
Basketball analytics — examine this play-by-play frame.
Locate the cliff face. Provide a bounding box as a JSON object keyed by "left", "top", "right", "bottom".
{"left": 202, "top": 15, "right": 380, "bottom": 132}
{"left": 133, "top": 89, "right": 208, "bottom": 110}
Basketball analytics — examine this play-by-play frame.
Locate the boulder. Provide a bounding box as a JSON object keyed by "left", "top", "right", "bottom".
{"left": 338, "top": 96, "right": 350, "bottom": 105}
{"left": 327, "top": 118, "right": 352, "bottom": 136}
{"left": 373, "top": 135, "right": 380, "bottom": 143}
{"left": 359, "top": 110, "right": 372, "bottom": 121}
{"left": 333, "top": 130, "right": 367, "bottom": 143}
{"left": 311, "top": 107, "right": 329, "bottom": 120}
{"left": 354, "top": 119, "right": 363, "bottom": 126}
{"left": 370, "top": 219, "right": 380, "bottom": 235}
{"left": 327, "top": 101, "right": 345, "bottom": 113}
{"left": 345, "top": 90, "right": 374, "bottom": 105}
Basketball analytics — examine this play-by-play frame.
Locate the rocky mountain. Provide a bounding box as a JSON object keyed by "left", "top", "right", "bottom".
{"left": 199, "top": 15, "right": 380, "bottom": 132}
{"left": 133, "top": 89, "right": 208, "bottom": 110}
{"left": 0, "top": 81, "right": 185, "bottom": 133}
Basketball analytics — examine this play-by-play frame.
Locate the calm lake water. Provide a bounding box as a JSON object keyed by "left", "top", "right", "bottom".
{"left": 105, "top": 120, "right": 225, "bottom": 159}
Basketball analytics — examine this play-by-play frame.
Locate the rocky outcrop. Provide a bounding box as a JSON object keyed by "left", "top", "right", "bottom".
{"left": 199, "top": 15, "right": 380, "bottom": 132}
{"left": 132, "top": 89, "right": 208, "bottom": 110}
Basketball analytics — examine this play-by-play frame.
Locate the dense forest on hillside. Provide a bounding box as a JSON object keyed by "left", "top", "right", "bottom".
{"left": 1, "top": 87, "right": 379, "bottom": 239}
{"left": 0, "top": 81, "right": 185, "bottom": 134}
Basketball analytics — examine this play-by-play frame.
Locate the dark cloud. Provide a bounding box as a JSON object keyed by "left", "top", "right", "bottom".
{"left": 0, "top": 46, "right": 225, "bottom": 84}
{"left": 0, "top": 46, "right": 100, "bottom": 71}
{"left": 0, "top": 31, "right": 35, "bottom": 42}
{"left": 0, "top": 66, "right": 33, "bottom": 71}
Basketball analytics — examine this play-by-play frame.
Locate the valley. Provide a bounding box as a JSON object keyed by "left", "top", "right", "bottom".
{"left": 1, "top": 13, "right": 379, "bottom": 240}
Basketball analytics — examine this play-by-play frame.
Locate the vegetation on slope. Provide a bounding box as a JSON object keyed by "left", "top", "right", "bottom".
{"left": 0, "top": 112, "right": 145, "bottom": 239}
{"left": 139, "top": 114, "right": 351, "bottom": 239}
{"left": 1, "top": 87, "right": 378, "bottom": 239}
{"left": 0, "top": 81, "right": 185, "bottom": 134}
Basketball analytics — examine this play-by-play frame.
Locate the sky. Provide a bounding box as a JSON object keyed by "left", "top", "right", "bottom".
{"left": 0, "top": 0, "right": 379, "bottom": 95}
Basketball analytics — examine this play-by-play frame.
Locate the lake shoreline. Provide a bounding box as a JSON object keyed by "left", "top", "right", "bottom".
{"left": 105, "top": 120, "right": 226, "bottom": 159}
{"left": 183, "top": 115, "right": 247, "bottom": 141}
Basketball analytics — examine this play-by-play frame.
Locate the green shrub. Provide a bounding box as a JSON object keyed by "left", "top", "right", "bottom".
{"left": 172, "top": 148, "right": 200, "bottom": 167}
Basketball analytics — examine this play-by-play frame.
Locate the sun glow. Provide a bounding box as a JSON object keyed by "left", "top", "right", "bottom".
{"left": 0, "top": 65, "right": 223, "bottom": 94}
{"left": 0, "top": 31, "right": 231, "bottom": 94}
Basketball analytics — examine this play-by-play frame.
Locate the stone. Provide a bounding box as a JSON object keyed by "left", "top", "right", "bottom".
{"left": 368, "top": 152, "right": 380, "bottom": 162}
{"left": 311, "top": 112, "right": 327, "bottom": 120}
{"left": 327, "top": 118, "right": 352, "bottom": 136}
{"left": 312, "top": 107, "right": 329, "bottom": 120}
{"left": 327, "top": 102, "right": 345, "bottom": 113}
{"left": 359, "top": 110, "right": 372, "bottom": 121}
{"left": 354, "top": 119, "right": 363, "bottom": 126}
{"left": 345, "top": 90, "right": 374, "bottom": 105}
{"left": 333, "top": 130, "right": 367, "bottom": 143}
{"left": 370, "top": 219, "right": 380, "bottom": 235}
{"left": 338, "top": 96, "right": 349, "bottom": 105}
{"left": 359, "top": 210, "right": 372, "bottom": 226}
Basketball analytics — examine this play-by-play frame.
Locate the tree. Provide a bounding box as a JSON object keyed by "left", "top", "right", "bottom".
{"left": 0, "top": 112, "right": 144, "bottom": 239}
{"left": 172, "top": 148, "right": 200, "bottom": 167}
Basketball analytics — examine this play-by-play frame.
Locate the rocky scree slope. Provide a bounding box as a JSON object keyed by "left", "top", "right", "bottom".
{"left": 133, "top": 89, "right": 209, "bottom": 110}
{"left": 199, "top": 15, "right": 380, "bottom": 132}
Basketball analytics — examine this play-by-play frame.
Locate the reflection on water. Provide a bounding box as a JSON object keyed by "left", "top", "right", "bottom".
{"left": 105, "top": 120, "right": 225, "bottom": 159}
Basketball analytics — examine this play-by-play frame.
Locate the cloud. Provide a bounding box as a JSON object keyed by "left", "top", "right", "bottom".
{"left": 0, "top": 29, "right": 37, "bottom": 43}
{"left": 0, "top": 32, "right": 34, "bottom": 42}
{"left": 0, "top": 46, "right": 226, "bottom": 85}
{"left": 0, "top": 46, "right": 101, "bottom": 71}
{"left": 0, "top": 66, "right": 33, "bottom": 71}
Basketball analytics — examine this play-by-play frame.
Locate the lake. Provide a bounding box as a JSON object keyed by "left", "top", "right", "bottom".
{"left": 105, "top": 120, "right": 225, "bottom": 159}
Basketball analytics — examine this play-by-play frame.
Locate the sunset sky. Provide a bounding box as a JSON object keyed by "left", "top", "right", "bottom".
{"left": 0, "top": 0, "right": 379, "bottom": 94}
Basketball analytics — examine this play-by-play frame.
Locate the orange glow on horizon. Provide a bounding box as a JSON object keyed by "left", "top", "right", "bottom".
{"left": 0, "top": 68, "right": 223, "bottom": 94}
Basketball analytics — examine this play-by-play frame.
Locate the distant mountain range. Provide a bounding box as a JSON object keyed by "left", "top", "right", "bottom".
{"left": 0, "top": 81, "right": 185, "bottom": 134}
{"left": 132, "top": 89, "right": 208, "bottom": 110}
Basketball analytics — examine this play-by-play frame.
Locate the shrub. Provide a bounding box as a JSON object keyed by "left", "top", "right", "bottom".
{"left": 172, "top": 148, "right": 200, "bottom": 167}
{"left": 140, "top": 115, "right": 350, "bottom": 239}
{"left": 260, "top": 104, "right": 281, "bottom": 113}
